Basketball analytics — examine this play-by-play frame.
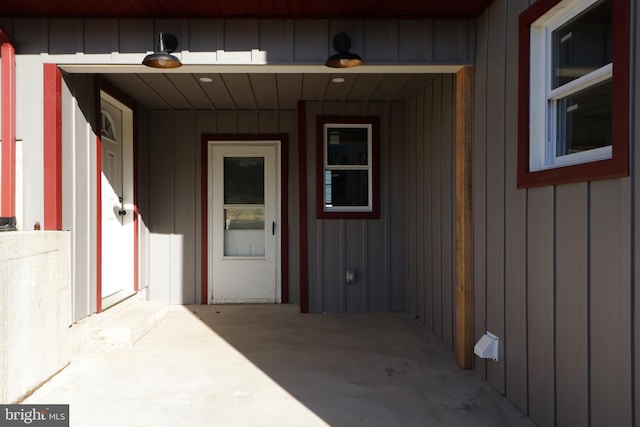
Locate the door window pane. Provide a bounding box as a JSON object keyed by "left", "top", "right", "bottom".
{"left": 224, "top": 157, "right": 264, "bottom": 204}
{"left": 224, "top": 208, "right": 265, "bottom": 257}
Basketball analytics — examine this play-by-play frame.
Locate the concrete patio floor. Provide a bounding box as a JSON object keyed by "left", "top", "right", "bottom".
{"left": 24, "top": 305, "right": 534, "bottom": 427}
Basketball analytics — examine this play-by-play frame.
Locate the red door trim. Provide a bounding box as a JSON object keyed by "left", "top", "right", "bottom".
{"left": 200, "top": 134, "right": 289, "bottom": 305}
{"left": 43, "top": 64, "right": 62, "bottom": 230}
{"left": 1, "top": 34, "right": 16, "bottom": 227}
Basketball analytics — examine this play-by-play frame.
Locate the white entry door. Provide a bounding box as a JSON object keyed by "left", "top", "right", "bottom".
{"left": 100, "top": 91, "right": 134, "bottom": 309}
{"left": 209, "top": 142, "right": 280, "bottom": 303}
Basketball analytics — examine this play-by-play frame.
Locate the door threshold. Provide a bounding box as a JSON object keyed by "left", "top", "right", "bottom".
{"left": 102, "top": 289, "right": 136, "bottom": 311}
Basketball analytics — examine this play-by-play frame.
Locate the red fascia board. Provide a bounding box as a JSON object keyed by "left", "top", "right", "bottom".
{"left": 1, "top": 43, "right": 16, "bottom": 218}
{"left": 43, "top": 64, "right": 63, "bottom": 229}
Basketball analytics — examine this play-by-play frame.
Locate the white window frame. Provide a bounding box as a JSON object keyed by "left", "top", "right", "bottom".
{"left": 323, "top": 123, "right": 373, "bottom": 213}
{"left": 529, "top": 0, "right": 612, "bottom": 172}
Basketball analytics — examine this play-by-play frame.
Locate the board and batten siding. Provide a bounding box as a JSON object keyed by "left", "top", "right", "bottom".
{"left": 405, "top": 75, "right": 457, "bottom": 348}
{"left": 474, "top": 0, "right": 637, "bottom": 425}
{"left": 304, "top": 77, "right": 457, "bottom": 322}
{"left": 304, "top": 101, "right": 407, "bottom": 313}
{"left": 143, "top": 109, "right": 299, "bottom": 305}
{"left": 0, "top": 18, "right": 475, "bottom": 66}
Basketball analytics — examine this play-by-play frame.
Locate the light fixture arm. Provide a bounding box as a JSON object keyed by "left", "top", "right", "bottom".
{"left": 325, "top": 33, "right": 363, "bottom": 68}
{"left": 157, "top": 32, "right": 178, "bottom": 54}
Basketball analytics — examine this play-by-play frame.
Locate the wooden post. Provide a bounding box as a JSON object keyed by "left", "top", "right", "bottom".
{"left": 455, "top": 66, "right": 474, "bottom": 369}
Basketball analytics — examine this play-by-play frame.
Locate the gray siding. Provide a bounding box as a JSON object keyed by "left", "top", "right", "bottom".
{"left": 304, "top": 101, "right": 410, "bottom": 313}
{"left": 3, "top": 18, "right": 475, "bottom": 65}
{"left": 301, "top": 76, "right": 457, "bottom": 319}
{"left": 474, "top": 0, "right": 637, "bottom": 425}
{"left": 404, "top": 76, "right": 457, "bottom": 346}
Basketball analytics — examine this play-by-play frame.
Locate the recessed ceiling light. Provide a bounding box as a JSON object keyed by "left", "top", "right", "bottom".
{"left": 199, "top": 77, "right": 213, "bottom": 83}
{"left": 332, "top": 77, "right": 346, "bottom": 83}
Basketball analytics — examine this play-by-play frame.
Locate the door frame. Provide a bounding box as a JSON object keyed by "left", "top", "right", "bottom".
{"left": 201, "top": 134, "right": 289, "bottom": 304}
{"left": 96, "top": 79, "right": 139, "bottom": 312}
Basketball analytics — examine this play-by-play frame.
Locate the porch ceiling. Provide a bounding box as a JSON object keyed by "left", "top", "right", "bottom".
{"left": 103, "top": 72, "right": 439, "bottom": 110}
{"left": 4, "top": 0, "right": 494, "bottom": 19}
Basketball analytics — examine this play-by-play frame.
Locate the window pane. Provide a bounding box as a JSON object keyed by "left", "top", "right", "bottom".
{"left": 224, "top": 208, "right": 265, "bottom": 257}
{"left": 325, "top": 170, "right": 368, "bottom": 207}
{"left": 556, "top": 79, "right": 612, "bottom": 156}
{"left": 327, "top": 127, "right": 368, "bottom": 166}
{"left": 224, "top": 157, "right": 264, "bottom": 204}
{"left": 552, "top": 0, "right": 612, "bottom": 88}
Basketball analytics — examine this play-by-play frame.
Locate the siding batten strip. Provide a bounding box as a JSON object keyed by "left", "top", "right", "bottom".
{"left": 455, "top": 65, "right": 474, "bottom": 369}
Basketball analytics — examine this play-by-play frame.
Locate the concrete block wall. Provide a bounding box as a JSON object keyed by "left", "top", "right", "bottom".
{"left": 0, "top": 231, "right": 71, "bottom": 403}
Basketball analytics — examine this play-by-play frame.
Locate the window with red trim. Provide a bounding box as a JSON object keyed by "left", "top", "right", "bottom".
{"left": 316, "top": 116, "right": 380, "bottom": 219}
{"left": 518, "top": 0, "right": 629, "bottom": 188}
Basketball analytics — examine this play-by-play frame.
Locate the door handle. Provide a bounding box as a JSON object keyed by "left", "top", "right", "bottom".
{"left": 118, "top": 196, "right": 127, "bottom": 216}
{"left": 272, "top": 221, "right": 276, "bottom": 236}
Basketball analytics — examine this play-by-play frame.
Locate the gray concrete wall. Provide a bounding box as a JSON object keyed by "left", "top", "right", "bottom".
{"left": 0, "top": 231, "right": 71, "bottom": 403}
{"left": 473, "top": 0, "right": 638, "bottom": 425}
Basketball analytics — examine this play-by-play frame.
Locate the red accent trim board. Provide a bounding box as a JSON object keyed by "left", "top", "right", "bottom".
{"left": 298, "top": 101, "right": 309, "bottom": 313}
{"left": 1, "top": 43, "right": 16, "bottom": 219}
{"left": 200, "top": 134, "right": 290, "bottom": 305}
{"left": 43, "top": 64, "right": 62, "bottom": 230}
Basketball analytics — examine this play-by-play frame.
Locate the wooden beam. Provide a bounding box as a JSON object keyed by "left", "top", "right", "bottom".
{"left": 455, "top": 66, "right": 474, "bottom": 369}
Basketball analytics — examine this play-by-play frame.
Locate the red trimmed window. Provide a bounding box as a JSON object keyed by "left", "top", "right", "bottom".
{"left": 518, "top": 0, "right": 629, "bottom": 188}
{"left": 316, "top": 116, "right": 380, "bottom": 219}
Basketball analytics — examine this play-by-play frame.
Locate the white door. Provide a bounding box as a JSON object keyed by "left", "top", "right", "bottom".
{"left": 209, "top": 142, "right": 280, "bottom": 303}
{"left": 100, "top": 91, "right": 134, "bottom": 309}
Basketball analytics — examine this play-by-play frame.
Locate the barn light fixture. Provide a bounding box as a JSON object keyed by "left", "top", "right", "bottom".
{"left": 142, "top": 32, "right": 182, "bottom": 69}
{"left": 325, "top": 33, "right": 363, "bottom": 68}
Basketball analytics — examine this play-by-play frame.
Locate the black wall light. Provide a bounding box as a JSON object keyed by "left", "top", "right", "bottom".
{"left": 325, "top": 33, "right": 363, "bottom": 68}
{"left": 142, "top": 32, "right": 182, "bottom": 69}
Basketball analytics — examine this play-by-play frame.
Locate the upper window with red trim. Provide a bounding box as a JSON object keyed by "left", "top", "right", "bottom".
{"left": 518, "top": 0, "right": 629, "bottom": 188}
{"left": 316, "top": 116, "right": 380, "bottom": 219}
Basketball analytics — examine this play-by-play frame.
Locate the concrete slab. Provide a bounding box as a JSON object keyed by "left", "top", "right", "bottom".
{"left": 24, "top": 305, "right": 534, "bottom": 427}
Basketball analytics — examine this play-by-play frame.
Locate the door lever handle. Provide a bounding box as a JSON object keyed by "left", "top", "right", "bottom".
{"left": 118, "top": 196, "right": 127, "bottom": 216}
{"left": 272, "top": 221, "right": 276, "bottom": 236}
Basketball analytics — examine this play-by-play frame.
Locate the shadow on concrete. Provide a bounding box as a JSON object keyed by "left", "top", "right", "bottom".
{"left": 186, "top": 304, "right": 533, "bottom": 427}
